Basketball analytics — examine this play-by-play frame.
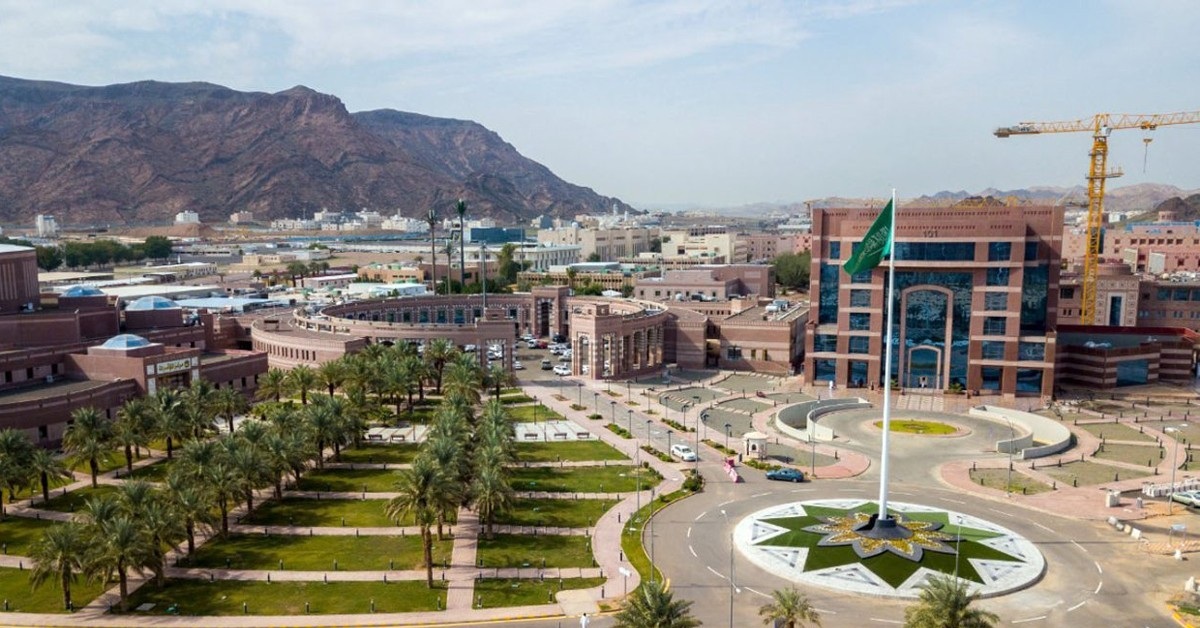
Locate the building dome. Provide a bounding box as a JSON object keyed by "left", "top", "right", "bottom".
{"left": 61, "top": 285, "right": 105, "bottom": 298}
{"left": 126, "top": 296, "right": 180, "bottom": 311}
{"left": 100, "top": 334, "right": 152, "bottom": 350}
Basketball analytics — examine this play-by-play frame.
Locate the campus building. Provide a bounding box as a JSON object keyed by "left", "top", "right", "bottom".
{"left": 804, "top": 205, "right": 1064, "bottom": 397}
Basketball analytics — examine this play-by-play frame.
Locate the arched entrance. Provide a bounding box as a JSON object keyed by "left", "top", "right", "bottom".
{"left": 897, "top": 285, "right": 954, "bottom": 389}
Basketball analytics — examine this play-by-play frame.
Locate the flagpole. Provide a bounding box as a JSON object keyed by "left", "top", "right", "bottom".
{"left": 877, "top": 189, "right": 898, "bottom": 522}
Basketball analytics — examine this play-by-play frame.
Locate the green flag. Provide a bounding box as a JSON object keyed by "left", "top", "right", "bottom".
{"left": 842, "top": 199, "right": 894, "bottom": 276}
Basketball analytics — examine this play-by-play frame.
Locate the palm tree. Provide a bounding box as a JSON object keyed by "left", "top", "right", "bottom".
{"left": 151, "top": 389, "right": 188, "bottom": 460}
{"left": 257, "top": 368, "right": 288, "bottom": 403}
{"left": 305, "top": 398, "right": 346, "bottom": 468}
{"left": 28, "top": 448, "right": 71, "bottom": 505}
{"left": 904, "top": 575, "right": 1000, "bottom": 628}
{"left": 287, "top": 365, "right": 318, "bottom": 405}
{"left": 63, "top": 407, "right": 113, "bottom": 488}
{"left": 424, "top": 338, "right": 456, "bottom": 394}
{"left": 139, "top": 493, "right": 184, "bottom": 588}
{"left": 422, "top": 441, "right": 466, "bottom": 540}
{"left": 486, "top": 363, "right": 514, "bottom": 401}
{"left": 470, "top": 464, "right": 513, "bottom": 540}
{"left": 226, "top": 438, "right": 270, "bottom": 514}
{"left": 83, "top": 513, "right": 152, "bottom": 612}
{"left": 759, "top": 587, "right": 822, "bottom": 628}
{"left": 29, "top": 522, "right": 87, "bottom": 611}
{"left": 0, "top": 428, "right": 34, "bottom": 513}
{"left": 114, "top": 397, "right": 154, "bottom": 473}
{"left": 443, "top": 356, "right": 483, "bottom": 406}
{"left": 565, "top": 266, "right": 578, "bottom": 290}
{"left": 213, "top": 387, "right": 249, "bottom": 434}
{"left": 455, "top": 199, "right": 468, "bottom": 290}
{"left": 386, "top": 457, "right": 443, "bottom": 587}
{"left": 165, "top": 474, "right": 215, "bottom": 555}
{"left": 613, "top": 579, "right": 700, "bottom": 628}
{"left": 316, "top": 359, "right": 347, "bottom": 397}
{"left": 203, "top": 461, "right": 240, "bottom": 536}
{"left": 425, "top": 207, "right": 438, "bottom": 295}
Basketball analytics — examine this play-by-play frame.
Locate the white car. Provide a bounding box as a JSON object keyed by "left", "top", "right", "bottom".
{"left": 670, "top": 444, "right": 698, "bottom": 462}
{"left": 1171, "top": 491, "right": 1200, "bottom": 507}
{"left": 463, "top": 344, "right": 477, "bottom": 352}
{"left": 513, "top": 361, "right": 525, "bottom": 370}
{"left": 553, "top": 364, "right": 571, "bottom": 376}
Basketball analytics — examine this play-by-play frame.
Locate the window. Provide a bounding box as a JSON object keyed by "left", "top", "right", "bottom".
{"left": 1018, "top": 342, "right": 1045, "bottom": 361}
{"left": 891, "top": 242, "right": 976, "bottom": 261}
{"left": 1108, "top": 295, "right": 1123, "bottom": 326}
{"left": 984, "top": 292, "right": 1007, "bottom": 311}
{"left": 813, "top": 359, "right": 836, "bottom": 382}
{"left": 980, "top": 367, "right": 1003, "bottom": 391}
{"left": 981, "top": 341, "right": 1006, "bottom": 360}
{"left": 849, "top": 336, "right": 870, "bottom": 354}
{"left": 829, "top": 241, "right": 841, "bottom": 259}
{"left": 727, "top": 346, "right": 742, "bottom": 360}
{"left": 1175, "top": 288, "right": 1191, "bottom": 301}
{"left": 813, "top": 334, "right": 838, "bottom": 352}
{"left": 983, "top": 317, "right": 1006, "bottom": 335}
{"left": 850, "top": 289, "right": 872, "bottom": 308}
{"left": 1157, "top": 288, "right": 1171, "bottom": 300}
{"left": 988, "top": 242, "right": 1011, "bottom": 262}
{"left": 986, "top": 267, "right": 1010, "bottom": 286}
{"left": 1060, "top": 287, "right": 1076, "bottom": 300}
{"left": 38, "top": 425, "right": 48, "bottom": 440}
{"left": 1024, "top": 241, "right": 1039, "bottom": 261}
{"left": 851, "top": 271, "right": 874, "bottom": 283}
{"left": 818, "top": 263, "right": 840, "bottom": 325}
{"left": 1016, "top": 368, "right": 1043, "bottom": 394}
{"left": 849, "top": 313, "right": 871, "bottom": 331}
{"left": 1020, "top": 264, "right": 1049, "bottom": 333}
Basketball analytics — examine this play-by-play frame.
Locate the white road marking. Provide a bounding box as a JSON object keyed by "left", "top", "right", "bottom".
{"left": 695, "top": 511, "right": 708, "bottom": 521}
{"left": 718, "top": 499, "right": 735, "bottom": 507}
{"left": 1032, "top": 522, "right": 1054, "bottom": 533}
{"left": 892, "top": 491, "right": 914, "bottom": 496}
{"left": 687, "top": 527, "right": 691, "bottom": 538}
{"left": 1094, "top": 561, "right": 1103, "bottom": 574}
{"left": 941, "top": 497, "right": 966, "bottom": 504}
{"left": 868, "top": 618, "right": 902, "bottom": 624}
{"left": 791, "top": 488, "right": 815, "bottom": 493}
{"left": 1068, "top": 601, "right": 1086, "bottom": 612}
{"left": 1071, "top": 540, "right": 1089, "bottom": 553}
{"left": 1012, "top": 616, "right": 1047, "bottom": 624}
{"left": 987, "top": 508, "right": 1014, "bottom": 518}
{"left": 744, "top": 587, "right": 771, "bottom": 598}
{"left": 752, "top": 491, "right": 770, "bottom": 498}
{"left": 706, "top": 566, "right": 726, "bottom": 580}
{"left": 813, "top": 608, "right": 838, "bottom": 615}
{"left": 688, "top": 545, "right": 697, "bottom": 558}
{"left": 1094, "top": 581, "right": 1103, "bottom": 595}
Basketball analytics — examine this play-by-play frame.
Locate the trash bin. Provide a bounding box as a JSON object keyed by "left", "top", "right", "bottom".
{"left": 1136, "top": 497, "right": 1144, "bottom": 509}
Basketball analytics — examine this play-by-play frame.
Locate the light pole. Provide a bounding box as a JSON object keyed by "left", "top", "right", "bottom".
{"left": 1167, "top": 424, "right": 1190, "bottom": 515}
{"left": 593, "top": 390, "right": 598, "bottom": 411}
{"left": 809, "top": 435, "right": 817, "bottom": 477}
{"left": 649, "top": 487, "right": 657, "bottom": 583}
{"left": 627, "top": 408, "right": 633, "bottom": 433}
{"left": 1003, "top": 417, "right": 1014, "bottom": 496}
{"left": 954, "top": 514, "right": 963, "bottom": 578}
{"left": 635, "top": 447, "right": 642, "bottom": 512}
{"left": 667, "top": 429, "right": 674, "bottom": 454}
{"left": 720, "top": 509, "right": 739, "bottom": 628}
{"left": 724, "top": 423, "right": 732, "bottom": 452}
{"left": 577, "top": 382, "right": 582, "bottom": 406}
{"left": 645, "top": 419, "right": 652, "bottom": 443}
{"left": 610, "top": 400, "right": 616, "bottom": 423}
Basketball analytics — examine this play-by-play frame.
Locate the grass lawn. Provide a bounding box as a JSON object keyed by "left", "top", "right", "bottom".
{"left": 0, "top": 516, "right": 58, "bottom": 556}
{"left": 507, "top": 405, "right": 565, "bottom": 423}
{"left": 510, "top": 466, "right": 660, "bottom": 494}
{"left": 968, "top": 468, "right": 1054, "bottom": 494}
{"left": 495, "top": 498, "right": 616, "bottom": 529}
{"left": 476, "top": 534, "right": 594, "bottom": 569}
{"left": 1074, "top": 421, "right": 1157, "bottom": 443}
{"left": 5, "top": 472, "right": 77, "bottom": 502}
{"left": 499, "top": 394, "right": 536, "bottom": 405}
{"left": 244, "top": 498, "right": 403, "bottom": 527}
{"left": 39, "top": 485, "right": 121, "bottom": 513}
{"left": 125, "top": 458, "right": 178, "bottom": 482}
{"left": 69, "top": 451, "right": 125, "bottom": 475}
{"left": 515, "top": 441, "right": 628, "bottom": 463}
{"left": 336, "top": 444, "right": 420, "bottom": 465}
{"left": 123, "top": 579, "right": 445, "bottom": 615}
{"left": 475, "top": 577, "right": 604, "bottom": 608}
{"left": 297, "top": 468, "right": 402, "bottom": 493}
{"left": 872, "top": 420, "right": 958, "bottom": 435}
{"left": 1039, "top": 460, "right": 1153, "bottom": 486}
{"left": 1092, "top": 442, "right": 1164, "bottom": 467}
{"left": 0, "top": 567, "right": 108, "bottom": 613}
{"left": 186, "top": 534, "right": 452, "bottom": 571}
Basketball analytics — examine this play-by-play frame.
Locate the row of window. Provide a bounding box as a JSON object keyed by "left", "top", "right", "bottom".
{"left": 832, "top": 241, "right": 1041, "bottom": 262}
{"left": 813, "top": 333, "right": 1046, "bottom": 361}
{"left": 808, "top": 359, "right": 1046, "bottom": 393}
{"left": 1153, "top": 288, "right": 1200, "bottom": 302}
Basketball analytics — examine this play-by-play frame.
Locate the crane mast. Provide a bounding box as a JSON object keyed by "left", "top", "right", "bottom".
{"left": 995, "top": 110, "right": 1200, "bottom": 325}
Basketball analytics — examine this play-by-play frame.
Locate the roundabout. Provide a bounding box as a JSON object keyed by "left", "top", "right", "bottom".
{"left": 734, "top": 499, "right": 1044, "bottom": 599}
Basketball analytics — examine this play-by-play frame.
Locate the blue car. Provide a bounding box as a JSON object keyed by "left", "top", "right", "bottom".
{"left": 766, "top": 468, "right": 806, "bottom": 483}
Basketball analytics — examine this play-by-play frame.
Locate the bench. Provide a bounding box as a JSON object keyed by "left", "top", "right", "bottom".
{"left": 389, "top": 435, "right": 406, "bottom": 443}
{"left": 524, "top": 433, "right": 539, "bottom": 441}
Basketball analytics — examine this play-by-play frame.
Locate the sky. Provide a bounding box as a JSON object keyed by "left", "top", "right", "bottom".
{"left": 3, "top": 0, "right": 1200, "bottom": 209}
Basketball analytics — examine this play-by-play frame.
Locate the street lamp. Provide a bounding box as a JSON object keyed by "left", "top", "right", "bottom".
{"left": 667, "top": 429, "right": 674, "bottom": 453}
{"left": 724, "top": 423, "right": 732, "bottom": 452}
{"left": 1166, "top": 424, "right": 1190, "bottom": 515}
{"left": 645, "top": 419, "right": 652, "bottom": 442}
{"left": 610, "top": 400, "right": 616, "bottom": 423}
{"left": 809, "top": 435, "right": 817, "bottom": 477}
{"left": 954, "top": 514, "right": 963, "bottom": 578}
{"left": 1004, "top": 417, "right": 1014, "bottom": 496}
{"left": 627, "top": 408, "right": 633, "bottom": 433}
{"left": 720, "top": 509, "right": 740, "bottom": 628}
{"left": 593, "top": 391, "right": 598, "bottom": 411}
{"left": 577, "top": 382, "right": 582, "bottom": 406}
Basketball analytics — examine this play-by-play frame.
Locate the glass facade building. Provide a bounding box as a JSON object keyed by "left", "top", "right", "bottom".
{"left": 804, "top": 205, "right": 1063, "bottom": 397}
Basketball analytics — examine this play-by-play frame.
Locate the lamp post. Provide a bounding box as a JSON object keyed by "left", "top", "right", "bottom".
{"left": 667, "top": 429, "right": 674, "bottom": 454}
{"left": 724, "top": 423, "right": 732, "bottom": 452}
{"left": 577, "top": 382, "right": 582, "bottom": 406}
{"left": 610, "top": 400, "right": 616, "bottom": 423}
{"left": 720, "top": 509, "right": 739, "bottom": 628}
{"left": 1167, "top": 424, "right": 1190, "bottom": 515}
{"left": 635, "top": 447, "right": 642, "bottom": 512}
{"left": 645, "top": 419, "right": 652, "bottom": 442}
{"left": 627, "top": 408, "right": 633, "bottom": 433}
{"left": 809, "top": 435, "right": 817, "bottom": 477}
{"left": 593, "top": 391, "right": 598, "bottom": 414}
{"left": 1004, "top": 417, "right": 1014, "bottom": 496}
{"left": 954, "top": 514, "right": 963, "bottom": 578}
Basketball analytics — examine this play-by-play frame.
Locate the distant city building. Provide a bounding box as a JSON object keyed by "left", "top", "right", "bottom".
{"left": 737, "top": 232, "right": 812, "bottom": 262}
{"left": 381, "top": 215, "right": 425, "bottom": 232}
{"left": 659, "top": 229, "right": 745, "bottom": 262}
{"left": 1058, "top": 263, "right": 1200, "bottom": 332}
{"left": 35, "top": 214, "right": 59, "bottom": 238}
{"left": 537, "top": 226, "right": 655, "bottom": 261}
{"left": 229, "top": 211, "right": 255, "bottom": 224}
{"left": 174, "top": 210, "right": 201, "bottom": 224}
{"left": 635, "top": 265, "right": 775, "bottom": 302}
{"left": 357, "top": 263, "right": 428, "bottom": 285}
{"left": 269, "top": 218, "right": 319, "bottom": 231}
{"left": 468, "top": 226, "right": 527, "bottom": 244}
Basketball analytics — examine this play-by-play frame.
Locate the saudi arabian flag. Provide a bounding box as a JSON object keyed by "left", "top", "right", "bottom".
{"left": 842, "top": 199, "right": 894, "bottom": 276}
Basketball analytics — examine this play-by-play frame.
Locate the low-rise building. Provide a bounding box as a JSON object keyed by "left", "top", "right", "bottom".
{"left": 174, "top": 210, "right": 201, "bottom": 224}
{"left": 538, "top": 226, "right": 656, "bottom": 261}
{"left": 634, "top": 265, "right": 775, "bottom": 302}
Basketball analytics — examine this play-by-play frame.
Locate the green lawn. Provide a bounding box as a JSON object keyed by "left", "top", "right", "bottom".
{"left": 515, "top": 441, "right": 628, "bottom": 463}
{"left": 1039, "top": 460, "right": 1153, "bottom": 486}
{"left": 510, "top": 466, "right": 660, "bottom": 494}
{"left": 0, "top": 516, "right": 58, "bottom": 556}
{"left": 1092, "top": 443, "right": 1164, "bottom": 466}
{"left": 336, "top": 444, "right": 420, "bottom": 465}
{"left": 475, "top": 577, "right": 604, "bottom": 608}
{"left": 873, "top": 420, "right": 958, "bottom": 435}
{"left": 125, "top": 458, "right": 178, "bottom": 482}
{"left": 476, "top": 534, "right": 594, "bottom": 569}
{"left": 123, "top": 579, "right": 445, "bottom": 615}
{"left": 0, "top": 566, "right": 108, "bottom": 613}
{"left": 39, "top": 485, "right": 121, "bottom": 513}
{"left": 297, "top": 468, "right": 402, "bottom": 493}
{"left": 244, "top": 498, "right": 402, "bottom": 527}
{"left": 1074, "top": 421, "right": 1157, "bottom": 443}
{"left": 186, "top": 534, "right": 452, "bottom": 571}
{"left": 495, "top": 498, "right": 616, "bottom": 529}
{"left": 5, "top": 472, "right": 77, "bottom": 503}
{"left": 507, "top": 405, "right": 566, "bottom": 423}
{"left": 968, "top": 468, "right": 1055, "bottom": 494}
{"left": 69, "top": 451, "right": 125, "bottom": 475}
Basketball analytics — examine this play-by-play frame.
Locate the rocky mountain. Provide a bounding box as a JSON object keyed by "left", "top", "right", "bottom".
{"left": 907, "top": 183, "right": 1197, "bottom": 214}
{"left": 1126, "top": 193, "right": 1200, "bottom": 223}
{"left": 0, "top": 76, "right": 632, "bottom": 227}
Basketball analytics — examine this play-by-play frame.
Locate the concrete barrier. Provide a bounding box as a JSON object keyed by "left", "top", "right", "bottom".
{"left": 776, "top": 398, "right": 871, "bottom": 442}
{"left": 968, "top": 405, "right": 1072, "bottom": 460}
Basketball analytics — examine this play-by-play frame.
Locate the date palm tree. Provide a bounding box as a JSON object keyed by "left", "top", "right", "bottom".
{"left": 759, "top": 587, "right": 822, "bottom": 627}
{"left": 443, "top": 355, "right": 483, "bottom": 406}
{"left": 287, "top": 365, "right": 318, "bottom": 405}
{"left": 226, "top": 437, "right": 271, "bottom": 514}
{"left": 213, "top": 387, "right": 249, "bottom": 434}
{"left": 425, "top": 207, "right": 438, "bottom": 295}
{"left": 29, "top": 522, "right": 87, "bottom": 611}
{"left": 614, "top": 579, "right": 700, "bottom": 628}
{"left": 0, "top": 428, "right": 34, "bottom": 513}
{"left": 203, "top": 461, "right": 239, "bottom": 536}
{"left": 904, "top": 575, "right": 1000, "bottom": 628}
{"left": 63, "top": 406, "right": 113, "bottom": 488}
{"left": 151, "top": 388, "right": 188, "bottom": 460}
{"left": 83, "top": 513, "right": 153, "bottom": 612}
{"left": 422, "top": 439, "right": 466, "bottom": 540}
{"left": 305, "top": 397, "right": 347, "bottom": 468}
{"left": 424, "top": 338, "right": 456, "bottom": 394}
{"left": 28, "top": 448, "right": 71, "bottom": 505}
{"left": 386, "top": 457, "right": 444, "bottom": 587}
{"left": 138, "top": 493, "right": 184, "bottom": 588}
{"left": 470, "top": 463, "right": 513, "bottom": 540}
{"left": 486, "top": 363, "right": 514, "bottom": 401}
{"left": 316, "top": 359, "right": 347, "bottom": 396}
{"left": 114, "top": 397, "right": 154, "bottom": 473}
{"left": 257, "top": 368, "right": 288, "bottom": 403}
{"left": 165, "top": 474, "right": 215, "bottom": 556}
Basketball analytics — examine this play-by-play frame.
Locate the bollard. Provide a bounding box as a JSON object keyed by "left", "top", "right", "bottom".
{"left": 334, "top": 559, "right": 338, "bottom": 571}
{"left": 267, "top": 573, "right": 271, "bottom": 583}
{"left": 243, "top": 602, "right": 248, "bottom": 614}
{"left": 305, "top": 602, "right": 310, "bottom": 614}
{"left": 324, "top": 574, "right": 328, "bottom": 583}
{"left": 279, "top": 559, "right": 284, "bottom": 570}
{"left": 370, "top": 599, "right": 375, "bottom": 613}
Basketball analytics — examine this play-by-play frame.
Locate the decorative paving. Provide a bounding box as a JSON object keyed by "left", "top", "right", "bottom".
{"left": 734, "top": 499, "right": 1045, "bottom": 599}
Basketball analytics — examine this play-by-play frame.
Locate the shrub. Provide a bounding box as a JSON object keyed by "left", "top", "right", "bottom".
{"left": 640, "top": 445, "right": 672, "bottom": 463}
{"left": 606, "top": 423, "right": 633, "bottom": 439}
{"left": 662, "top": 418, "right": 694, "bottom": 433}
{"left": 588, "top": 413, "right": 604, "bottom": 421}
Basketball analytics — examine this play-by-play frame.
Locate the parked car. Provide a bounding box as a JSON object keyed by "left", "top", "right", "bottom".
{"left": 513, "top": 361, "right": 525, "bottom": 370}
{"left": 766, "top": 468, "right": 806, "bottom": 483}
{"left": 463, "top": 344, "right": 477, "bottom": 352}
{"left": 553, "top": 364, "right": 571, "bottom": 376}
{"left": 670, "top": 444, "right": 697, "bottom": 462}
{"left": 541, "top": 359, "right": 553, "bottom": 370}
{"left": 552, "top": 333, "right": 567, "bottom": 343}
{"left": 1171, "top": 490, "right": 1200, "bottom": 507}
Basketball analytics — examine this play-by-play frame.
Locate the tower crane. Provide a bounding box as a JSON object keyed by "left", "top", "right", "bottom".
{"left": 995, "top": 110, "right": 1200, "bottom": 325}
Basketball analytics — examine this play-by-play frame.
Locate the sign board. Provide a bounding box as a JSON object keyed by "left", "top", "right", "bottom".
{"left": 618, "top": 567, "right": 632, "bottom": 577}
{"left": 156, "top": 358, "right": 193, "bottom": 375}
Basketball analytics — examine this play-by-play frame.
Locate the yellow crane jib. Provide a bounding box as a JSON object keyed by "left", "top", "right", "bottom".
{"left": 994, "top": 110, "right": 1200, "bottom": 325}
